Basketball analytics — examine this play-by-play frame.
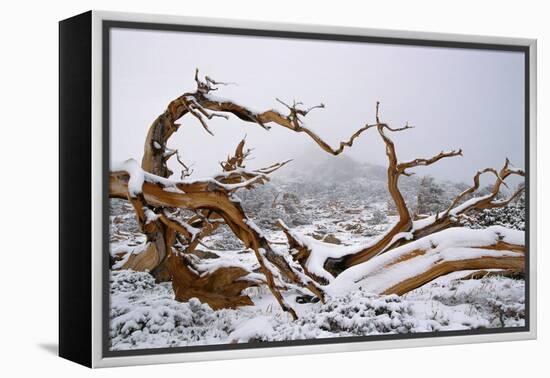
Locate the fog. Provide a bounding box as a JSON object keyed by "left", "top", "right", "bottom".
{"left": 110, "top": 27, "right": 525, "bottom": 186}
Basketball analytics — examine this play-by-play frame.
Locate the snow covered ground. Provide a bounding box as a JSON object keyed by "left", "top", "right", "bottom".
{"left": 108, "top": 160, "right": 525, "bottom": 351}
{"left": 109, "top": 269, "right": 524, "bottom": 350}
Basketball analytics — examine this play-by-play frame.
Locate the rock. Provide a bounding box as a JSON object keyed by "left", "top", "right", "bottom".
{"left": 310, "top": 233, "right": 324, "bottom": 240}
{"left": 323, "top": 234, "right": 342, "bottom": 245}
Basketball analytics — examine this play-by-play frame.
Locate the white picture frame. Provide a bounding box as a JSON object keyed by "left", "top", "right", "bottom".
{"left": 59, "top": 10, "right": 537, "bottom": 368}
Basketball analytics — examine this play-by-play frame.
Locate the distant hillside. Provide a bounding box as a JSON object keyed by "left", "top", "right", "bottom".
{"left": 279, "top": 153, "right": 389, "bottom": 183}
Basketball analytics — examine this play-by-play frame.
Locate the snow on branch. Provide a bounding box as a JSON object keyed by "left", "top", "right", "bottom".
{"left": 112, "top": 153, "right": 290, "bottom": 198}
{"left": 441, "top": 158, "right": 525, "bottom": 218}
{"left": 159, "top": 210, "right": 201, "bottom": 242}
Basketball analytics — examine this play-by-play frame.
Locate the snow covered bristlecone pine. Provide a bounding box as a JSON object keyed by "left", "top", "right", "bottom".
{"left": 109, "top": 157, "right": 525, "bottom": 350}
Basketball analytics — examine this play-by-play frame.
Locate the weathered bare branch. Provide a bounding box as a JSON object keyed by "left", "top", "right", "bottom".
{"left": 398, "top": 149, "right": 463, "bottom": 172}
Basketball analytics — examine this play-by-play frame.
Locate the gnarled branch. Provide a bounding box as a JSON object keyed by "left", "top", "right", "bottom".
{"left": 112, "top": 70, "right": 525, "bottom": 320}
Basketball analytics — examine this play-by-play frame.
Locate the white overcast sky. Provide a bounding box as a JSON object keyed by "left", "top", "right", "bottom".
{"left": 110, "top": 28, "right": 525, "bottom": 184}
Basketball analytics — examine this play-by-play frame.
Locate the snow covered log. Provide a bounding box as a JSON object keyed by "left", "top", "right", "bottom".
{"left": 280, "top": 221, "right": 524, "bottom": 295}
{"left": 325, "top": 226, "right": 524, "bottom": 297}
{"left": 320, "top": 158, "right": 525, "bottom": 276}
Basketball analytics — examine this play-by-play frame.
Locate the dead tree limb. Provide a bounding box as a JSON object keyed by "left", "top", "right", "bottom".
{"left": 111, "top": 70, "right": 525, "bottom": 318}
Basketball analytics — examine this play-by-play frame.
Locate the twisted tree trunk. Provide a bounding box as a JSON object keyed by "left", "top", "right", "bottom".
{"left": 109, "top": 70, "right": 525, "bottom": 319}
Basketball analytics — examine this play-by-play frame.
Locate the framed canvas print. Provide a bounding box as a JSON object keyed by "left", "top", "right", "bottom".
{"left": 59, "top": 10, "right": 537, "bottom": 368}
